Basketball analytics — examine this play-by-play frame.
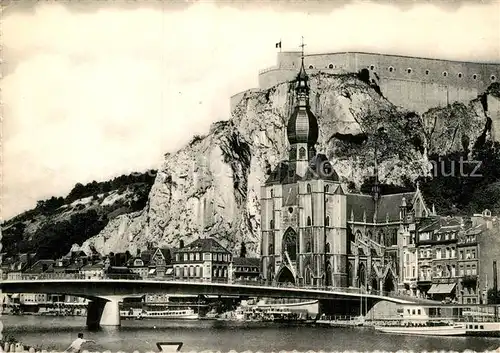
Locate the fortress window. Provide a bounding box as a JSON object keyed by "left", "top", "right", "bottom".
{"left": 307, "top": 184, "right": 312, "bottom": 193}
{"left": 308, "top": 65, "right": 314, "bottom": 69}
{"left": 473, "top": 74, "right": 478, "bottom": 80}
{"left": 388, "top": 66, "right": 394, "bottom": 72}
{"left": 307, "top": 217, "right": 312, "bottom": 226}
{"left": 270, "top": 220, "right": 274, "bottom": 229}
{"left": 458, "top": 72, "right": 463, "bottom": 78}
{"left": 325, "top": 216, "right": 330, "bottom": 227}
{"left": 407, "top": 68, "right": 412, "bottom": 74}
{"left": 425, "top": 69, "right": 430, "bottom": 75}
{"left": 491, "top": 75, "right": 496, "bottom": 82}
{"left": 270, "top": 189, "right": 274, "bottom": 198}
{"left": 443, "top": 71, "right": 448, "bottom": 77}
{"left": 328, "top": 63, "right": 334, "bottom": 69}
{"left": 370, "top": 65, "right": 375, "bottom": 70}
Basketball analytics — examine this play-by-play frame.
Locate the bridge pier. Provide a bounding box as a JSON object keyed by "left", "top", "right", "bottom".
{"left": 86, "top": 296, "right": 122, "bottom": 329}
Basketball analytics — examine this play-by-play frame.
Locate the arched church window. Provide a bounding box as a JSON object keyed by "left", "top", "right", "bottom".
{"left": 328, "top": 63, "right": 334, "bottom": 69}
{"left": 270, "top": 189, "right": 274, "bottom": 198}
{"left": 491, "top": 75, "right": 497, "bottom": 82}
{"left": 425, "top": 69, "right": 430, "bottom": 75}
{"left": 306, "top": 241, "right": 311, "bottom": 252}
{"left": 299, "top": 147, "right": 306, "bottom": 159}
{"left": 443, "top": 71, "right": 448, "bottom": 77}
{"left": 473, "top": 74, "right": 478, "bottom": 80}
{"left": 388, "top": 66, "right": 394, "bottom": 72}
{"left": 309, "top": 65, "right": 314, "bottom": 69}
{"left": 370, "top": 65, "right": 375, "bottom": 70}
{"left": 307, "top": 184, "right": 312, "bottom": 193}
{"left": 268, "top": 243, "right": 274, "bottom": 254}
{"left": 325, "top": 242, "right": 331, "bottom": 253}
{"left": 307, "top": 216, "right": 312, "bottom": 226}
{"left": 458, "top": 72, "right": 463, "bottom": 78}
{"left": 325, "top": 216, "right": 330, "bottom": 227}
{"left": 282, "top": 228, "right": 297, "bottom": 261}
{"left": 270, "top": 220, "right": 274, "bottom": 229}
{"left": 407, "top": 68, "right": 412, "bottom": 74}
{"left": 324, "top": 184, "right": 329, "bottom": 193}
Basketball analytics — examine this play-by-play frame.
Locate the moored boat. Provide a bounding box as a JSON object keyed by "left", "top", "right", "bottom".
{"left": 375, "top": 323, "right": 467, "bottom": 336}
{"left": 464, "top": 322, "right": 500, "bottom": 337}
{"left": 120, "top": 308, "right": 199, "bottom": 320}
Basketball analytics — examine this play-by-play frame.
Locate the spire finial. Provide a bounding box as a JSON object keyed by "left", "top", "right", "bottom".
{"left": 300, "top": 36, "right": 306, "bottom": 60}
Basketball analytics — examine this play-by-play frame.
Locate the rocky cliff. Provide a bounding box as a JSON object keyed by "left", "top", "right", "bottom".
{"left": 78, "top": 73, "right": 498, "bottom": 257}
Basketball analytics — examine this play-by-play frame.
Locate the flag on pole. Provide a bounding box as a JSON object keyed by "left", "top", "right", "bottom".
{"left": 275, "top": 41, "right": 281, "bottom": 49}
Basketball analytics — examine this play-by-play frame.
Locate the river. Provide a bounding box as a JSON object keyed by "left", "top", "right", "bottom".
{"left": 2, "top": 316, "right": 500, "bottom": 352}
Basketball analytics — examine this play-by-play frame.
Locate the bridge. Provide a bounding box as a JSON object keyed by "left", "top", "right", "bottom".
{"left": 0, "top": 278, "right": 413, "bottom": 329}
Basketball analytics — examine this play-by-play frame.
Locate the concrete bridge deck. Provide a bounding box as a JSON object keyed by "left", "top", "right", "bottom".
{"left": 0, "top": 279, "right": 414, "bottom": 329}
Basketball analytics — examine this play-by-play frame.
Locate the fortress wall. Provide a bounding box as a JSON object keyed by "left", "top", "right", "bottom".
{"left": 380, "top": 79, "right": 480, "bottom": 113}
{"left": 258, "top": 51, "right": 499, "bottom": 113}
{"left": 487, "top": 95, "right": 500, "bottom": 141}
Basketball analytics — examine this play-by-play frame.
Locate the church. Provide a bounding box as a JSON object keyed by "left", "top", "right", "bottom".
{"left": 260, "top": 54, "right": 432, "bottom": 292}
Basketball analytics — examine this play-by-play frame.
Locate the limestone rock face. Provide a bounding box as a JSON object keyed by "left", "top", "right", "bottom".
{"left": 81, "top": 73, "right": 493, "bottom": 256}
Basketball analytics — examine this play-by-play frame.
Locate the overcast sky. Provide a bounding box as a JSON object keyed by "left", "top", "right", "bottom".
{"left": 2, "top": 0, "right": 500, "bottom": 220}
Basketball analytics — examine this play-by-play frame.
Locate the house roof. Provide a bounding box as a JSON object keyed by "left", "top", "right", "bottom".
{"left": 24, "top": 260, "right": 54, "bottom": 273}
{"left": 126, "top": 257, "right": 148, "bottom": 267}
{"left": 81, "top": 261, "right": 104, "bottom": 270}
{"left": 177, "top": 238, "right": 230, "bottom": 254}
{"left": 232, "top": 257, "right": 260, "bottom": 267}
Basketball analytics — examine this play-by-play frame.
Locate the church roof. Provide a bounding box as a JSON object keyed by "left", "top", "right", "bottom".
{"left": 304, "top": 154, "right": 340, "bottom": 182}
{"left": 347, "top": 192, "right": 417, "bottom": 223}
{"left": 378, "top": 192, "right": 416, "bottom": 223}
{"left": 265, "top": 154, "right": 339, "bottom": 185}
{"left": 265, "top": 161, "right": 301, "bottom": 185}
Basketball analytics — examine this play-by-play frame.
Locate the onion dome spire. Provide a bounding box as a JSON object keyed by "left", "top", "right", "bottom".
{"left": 286, "top": 37, "right": 318, "bottom": 149}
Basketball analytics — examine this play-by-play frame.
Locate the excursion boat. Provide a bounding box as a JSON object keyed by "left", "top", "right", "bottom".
{"left": 375, "top": 304, "right": 500, "bottom": 337}
{"left": 120, "top": 308, "right": 199, "bottom": 320}
{"left": 464, "top": 322, "right": 500, "bottom": 337}
{"left": 375, "top": 323, "right": 467, "bottom": 336}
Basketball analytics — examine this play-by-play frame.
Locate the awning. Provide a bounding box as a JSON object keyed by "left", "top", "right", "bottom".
{"left": 428, "top": 283, "right": 456, "bottom": 294}
{"left": 148, "top": 268, "right": 156, "bottom": 275}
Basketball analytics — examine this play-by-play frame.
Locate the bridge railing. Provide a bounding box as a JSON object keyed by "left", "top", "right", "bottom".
{"left": 4, "top": 274, "right": 404, "bottom": 298}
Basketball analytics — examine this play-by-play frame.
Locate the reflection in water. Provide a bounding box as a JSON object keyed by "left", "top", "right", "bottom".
{"left": 3, "top": 316, "right": 500, "bottom": 352}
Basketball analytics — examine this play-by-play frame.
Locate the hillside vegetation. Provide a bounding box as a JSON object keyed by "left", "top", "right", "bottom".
{"left": 2, "top": 171, "right": 157, "bottom": 260}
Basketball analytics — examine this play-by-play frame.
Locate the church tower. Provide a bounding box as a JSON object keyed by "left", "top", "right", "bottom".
{"left": 286, "top": 51, "right": 319, "bottom": 177}
{"left": 260, "top": 39, "right": 347, "bottom": 288}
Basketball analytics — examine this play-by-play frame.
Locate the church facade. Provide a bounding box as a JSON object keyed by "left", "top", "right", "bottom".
{"left": 260, "top": 58, "right": 432, "bottom": 292}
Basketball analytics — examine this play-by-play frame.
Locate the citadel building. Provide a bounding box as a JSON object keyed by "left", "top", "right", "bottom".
{"left": 232, "top": 51, "right": 500, "bottom": 139}
{"left": 260, "top": 55, "right": 432, "bottom": 292}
